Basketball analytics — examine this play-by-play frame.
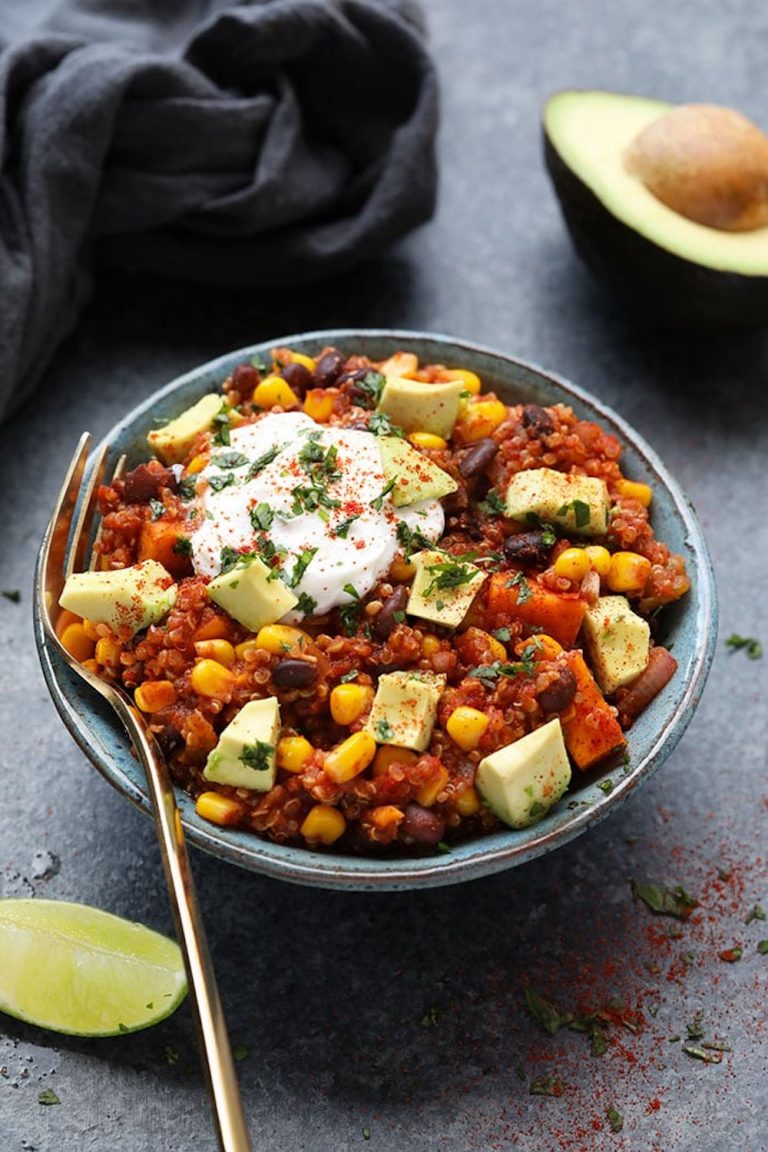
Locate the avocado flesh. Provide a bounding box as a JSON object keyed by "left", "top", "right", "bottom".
{"left": 543, "top": 90, "right": 768, "bottom": 324}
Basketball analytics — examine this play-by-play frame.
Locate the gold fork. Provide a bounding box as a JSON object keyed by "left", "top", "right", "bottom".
{"left": 38, "top": 433, "right": 252, "bottom": 1152}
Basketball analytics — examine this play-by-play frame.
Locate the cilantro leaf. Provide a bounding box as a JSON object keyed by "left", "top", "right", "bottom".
{"left": 631, "top": 880, "right": 699, "bottom": 920}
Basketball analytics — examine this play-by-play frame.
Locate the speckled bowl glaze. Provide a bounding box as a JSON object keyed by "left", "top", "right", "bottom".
{"left": 35, "top": 330, "right": 717, "bottom": 890}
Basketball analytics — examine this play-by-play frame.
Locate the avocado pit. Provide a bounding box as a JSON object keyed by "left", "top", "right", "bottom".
{"left": 624, "top": 103, "right": 768, "bottom": 232}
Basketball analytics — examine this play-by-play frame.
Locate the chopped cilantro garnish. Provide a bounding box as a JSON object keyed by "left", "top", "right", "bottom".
{"left": 505, "top": 570, "right": 532, "bottom": 603}
{"left": 233, "top": 1044, "right": 250, "bottom": 1062}
{"left": 540, "top": 523, "right": 557, "bottom": 547}
{"left": 745, "top": 904, "right": 766, "bottom": 924}
{"left": 295, "top": 591, "right": 318, "bottom": 615}
{"left": 354, "top": 370, "right": 386, "bottom": 409}
{"left": 219, "top": 546, "right": 243, "bottom": 574}
{"left": 241, "top": 742, "right": 274, "bottom": 772}
{"left": 529, "top": 1076, "right": 566, "bottom": 1097}
{"left": 172, "top": 535, "right": 193, "bottom": 558}
{"left": 339, "top": 669, "right": 360, "bottom": 684}
{"left": 334, "top": 514, "right": 359, "bottom": 539}
{"left": 163, "top": 1044, "right": 180, "bottom": 1066}
{"left": 250, "top": 503, "right": 274, "bottom": 531}
{"left": 250, "top": 354, "right": 271, "bottom": 375}
{"left": 606, "top": 1105, "right": 624, "bottom": 1133}
{"left": 757, "top": 940, "right": 768, "bottom": 954}
{"left": 682, "top": 1043, "right": 723, "bottom": 1064}
{"left": 725, "top": 633, "right": 762, "bottom": 659}
{"left": 38, "top": 1089, "right": 61, "bottom": 1105}
{"left": 2, "top": 589, "right": 21, "bottom": 603}
{"left": 212, "top": 450, "right": 249, "bottom": 470}
{"left": 208, "top": 473, "right": 236, "bottom": 494}
{"left": 212, "top": 406, "right": 232, "bottom": 446}
{"left": 631, "top": 880, "right": 699, "bottom": 920}
{"left": 557, "top": 498, "right": 591, "bottom": 528}
{"left": 597, "top": 779, "right": 614, "bottom": 795}
{"left": 368, "top": 411, "right": 404, "bottom": 437}
{"left": 178, "top": 475, "right": 197, "bottom": 501}
{"left": 370, "top": 477, "right": 397, "bottom": 512}
{"left": 491, "top": 626, "right": 511, "bottom": 643}
{"left": 524, "top": 989, "right": 572, "bottom": 1035}
{"left": 395, "top": 520, "right": 434, "bottom": 559}
{"left": 467, "top": 646, "right": 538, "bottom": 687}
{"left": 423, "top": 556, "right": 479, "bottom": 597}
{"left": 289, "top": 547, "right": 318, "bottom": 588}
{"left": 149, "top": 498, "right": 165, "bottom": 520}
{"left": 478, "top": 488, "right": 506, "bottom": 517}
{"left": 375, "top": 718, "right": 395, "bottom": 741}
{"left": 246, "top": 445, "right": 281, "bottom": 478}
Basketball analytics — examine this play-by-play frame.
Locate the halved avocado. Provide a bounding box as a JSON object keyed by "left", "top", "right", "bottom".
{"left": 543, "top": 90, "right": 768, "bottom": 326}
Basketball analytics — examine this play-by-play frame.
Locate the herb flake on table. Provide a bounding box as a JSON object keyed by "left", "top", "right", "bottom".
{"left": 745, "top": 904, "right": 766, "bottom": 924}
{"left": 530, "top": 1075, "right": 566, "bottom": 1097}
{"left": 630, "top": 879, "right": 699, "bottom": 919}
{"left": 38, "top": 1088, "right": 60, "bottom": 1106}
{"left": 232, "top": 1044, "right": 250, "bottom": 1062}
{"left": 682, "top": 1043, "right": 723, "bottom": 1064}
{"left": 524, "top": 989, "right": 572, "bottom": 1035}
{"left": 606, "top": 1104, "right": 624, "bottom": 1133}
{"left": 718, "top": 946, "right": 743, "bottom": 963}
{"left": 725, "top": 633, "right": 762, "bottom": 659}
{"left": 757, "top": 940, "right": 768, "bottom": 954}
{"left": 1, "top": 589, "right": 20, "bottom": 603}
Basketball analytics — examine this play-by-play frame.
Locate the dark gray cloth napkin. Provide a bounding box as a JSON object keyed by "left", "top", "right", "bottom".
{"left": 0, "top": 0, "right": 438, "bottom": 419}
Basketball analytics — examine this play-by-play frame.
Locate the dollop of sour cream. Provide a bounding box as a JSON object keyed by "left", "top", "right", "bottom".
{"left": 190, "top": 412, "right": 444, "bottom": 618}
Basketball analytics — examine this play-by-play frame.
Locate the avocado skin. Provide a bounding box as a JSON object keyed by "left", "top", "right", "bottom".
{"left": 543, "top": 131, "right": 768, "bottom": 328}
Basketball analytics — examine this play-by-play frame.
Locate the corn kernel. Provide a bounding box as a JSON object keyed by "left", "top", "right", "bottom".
{"left": 303, "top": 388, "right": 335, "bottom": 423}
{"left": 190, "top": 658, "right": 235, "bottom": 699}
{"left": 379, "top": 351, "right": 419, "bottom": 378}
{"left": 370, "top": 804, "right": 405, "bottom": 830}
{"left": 371, "top": 745, "right": 418, "bottom": 777}
{"left": 324, "top": 731, "right": 377, "bottom": 783}
{"left": 194, "top": 639, "right": 235, "bottom": 667}
{"left": 607, "top": 551, "right": 652, "bottom": 594}
{"left": 445, "top": 368, "right": 482, "bottom": 395}
{"left": 55, "top": 609, "right": 81, "bottom": 639}
{"left": 186, "top": 455, "right": 208, "bottom": 475}
{"left": 454, "top": 785, "right": 481, "bottom": 816}
{"left": 287, "top": 351, "right": 316, "bottom": 373}
{"left": 390, "top": 555, "right": 417, "bottom": 582}
{"left": 255, "top": 624, "right": 312, "bottom": 657}
{"left": 472, "top": 629, "right": 507, "bottom": 662}
{"left": 134, "top": 680, "right": 177, "bottom": 713}
{"left": 196, "top": 791, "right": 243, "bottom": 827}
{"left": 235, "top": 639, "right": 262, "bottom": 660}
{"left": 584, "top": 545, "right": 612, "bottom": 578}
{"left": 81, "top": 618, "right": 101, "bottom": 641}
{"left": 408, "top": 431, "right": 448, "bottom": 451}
{"left": 330, "top": 683, "right": 374, "bottom": 726}
{"left": 421, "top": 635, "right": 441, "bottom": 657}
{"left": 60, "top": 622, "right": 96, "bottom": 663}
{"left": 446, "top": 706, "right": 489, "bottom": 752}
{"left": 615, "top": 478, "right": 653, "bottom": 508}
{"left": 456, "top": 399, "right": 507, "bottom": 442}
{"left": 193, "top": 617, "right": 233, "bottom": 642}
{"left": 81, "top": 658, "right": 99, "bottom": 675}
{"left": 554, "top": 547, "right": 592, "bottom": 582}
{"left": 532, "top": 634, "right": 563, "bottom": 660}
{"left": 277, "top": 735, "right": 314, "bottom": 773}
{"left": 252, "top": 374, "right": 300, "bottom": 410}
{"left": 416, "top": 764, "right": 450, "bottom": 807}
{"left": 95, "top": 636, "right": 121, "bottom": 667}
{"left": 301, "top": 804, "right": 346, "bottom": 845}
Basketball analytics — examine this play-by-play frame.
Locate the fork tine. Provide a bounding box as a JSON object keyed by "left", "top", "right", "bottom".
{"left": 38, "top": 433, "right": 92, "bottom": 633}
{"left": 88, "top": 454, "right": 126, "bottom": 571}
{"left": 65, "top": 441, "right": 111, "bottom": 579}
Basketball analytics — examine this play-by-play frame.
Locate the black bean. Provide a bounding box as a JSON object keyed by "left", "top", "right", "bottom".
{"left": 372, "top": 586, "right": 409, "bottom": 640}
{"left": 272, "top": 659, "right": 317, "bottom": 689}
{"left": 441, "top": 487, "right": 468, "bottom": 515}
{"left": 401, "top": 804, "right": 445, "bottom": 846}
{"left": 538, "top": 667, "right": 577, "bottom": 713}
{"left": 280, "top": 361, "right": 312, "bottom": 395}
{"left": 503, "top": 531, "right": 553, "bottom": 566}
{"left": 154, "top": 724, "right": 183, "bottom": 755}
{"left": 522, "top": 404, "right": 555, "bottom": 436}
{"left": 124, "top": 462, "right": 177, "bottom": 503}
{"left": 232, "top": 363, "right": 259, "bottom": 393}
{"left": 456, "top": 437, "right": 499, "bottom": 478}
{"left": 313, "top": 349, "right": 346, "bottom": 388}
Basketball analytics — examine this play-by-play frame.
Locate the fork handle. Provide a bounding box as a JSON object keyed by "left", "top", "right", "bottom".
{"left": 120, "top": 699, "right": 252, "bottom": 1152}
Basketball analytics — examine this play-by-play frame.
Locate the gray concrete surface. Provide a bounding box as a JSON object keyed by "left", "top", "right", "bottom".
{"left": 2, "top": 1, "right": 768, "bottom": 1150}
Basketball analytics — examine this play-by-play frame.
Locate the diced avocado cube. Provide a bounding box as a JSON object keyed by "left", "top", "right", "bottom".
{"left": 203, "top": 697, "right": 280, "bottom": 790}
{"left": 365, "top": 670, "right": 446, "bottom": 751}
{"left": 476, "top": 719, "right": 572, "bottom": 829}
{"left": 377, "top": 376, "right": 465, "bottom": 439}
{"left": 406, "top": 550, "right": 487, "bottom": 629}
{"left": 148, "top": 394, "right": 223, "bottom": 465}
{"left": 505, "top": 467, "right": 609, "bottom": 537}
{"left": 59, "top": 560, "right": 177, "bottom": 636}
{"left": 378, "top": 437, "right": 458, "bottom": 507}
{"left": 582, "top": 595, "right": 650, "bottom": 695}
{"left": 207, "top": 557, "right": 297, "bottom": 632}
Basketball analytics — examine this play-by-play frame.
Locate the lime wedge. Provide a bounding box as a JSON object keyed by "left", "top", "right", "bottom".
{"left": 0, "top": 899, "right": 187, "bottom": 1036}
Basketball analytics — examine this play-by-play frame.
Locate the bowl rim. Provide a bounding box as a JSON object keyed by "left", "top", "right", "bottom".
{"left": 35, "top": 328, "right": 718, "bottom": 890}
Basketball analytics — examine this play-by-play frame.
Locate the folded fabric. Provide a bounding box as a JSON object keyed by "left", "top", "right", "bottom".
{"left": 0, "top": 0, "right": 438, "bottom": 420}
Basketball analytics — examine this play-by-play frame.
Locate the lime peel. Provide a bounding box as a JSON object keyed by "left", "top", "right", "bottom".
{"left": 0, "top": 899, "right": 187, "bottom": 1037}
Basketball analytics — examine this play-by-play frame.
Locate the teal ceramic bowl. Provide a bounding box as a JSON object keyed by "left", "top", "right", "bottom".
{"left": 35, "top": 330, "right": 717, "bottom": 890}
